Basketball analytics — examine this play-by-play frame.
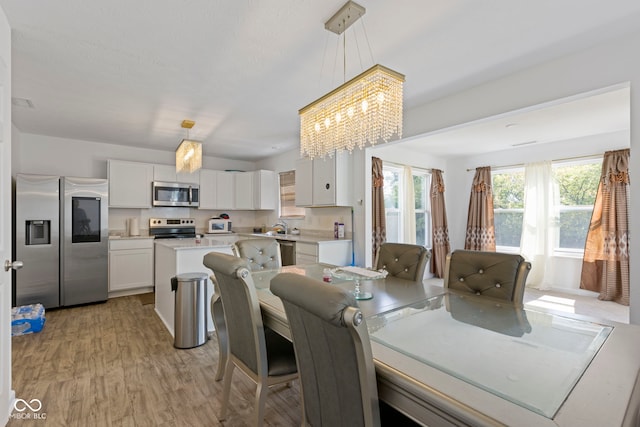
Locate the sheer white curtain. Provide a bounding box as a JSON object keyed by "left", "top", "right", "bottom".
{"left": 403, "top": 166, "right": 416, "bottom": 244}
{"left": 521, "top": 161, "right": 559, "bottom": 289}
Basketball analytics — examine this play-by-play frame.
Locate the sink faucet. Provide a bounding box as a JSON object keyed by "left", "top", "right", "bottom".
{"left": 272, "top": 221, "right": 288, "bottom": 234}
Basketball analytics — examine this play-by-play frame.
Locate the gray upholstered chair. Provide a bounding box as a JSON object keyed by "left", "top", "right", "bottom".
{"left": 374, "top": 243, "right": 430, "bottom": 282}
{"left": 202, "top": 252, "right": 298, "bottom": 427}
{"left": 210, "top": 238, "right": 283, "bottom": 381}
{"left": 233, "top": 238, "right": 282, "bottom": 271}
{"left": 443, "top": 249, "right": 532, "bottom": 307}
{"left": 271, "top": 272, "right": 381, "bottom": 427}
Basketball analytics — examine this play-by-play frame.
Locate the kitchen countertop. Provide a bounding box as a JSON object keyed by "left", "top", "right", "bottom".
{"left": 109, "top": 234, "right": 154, "bottom": 240}
{"left": 236, "top": 232, "right": 351, "bottom": 244}
{"left": 154, "top": 237, "right": 234, "bottom": 250}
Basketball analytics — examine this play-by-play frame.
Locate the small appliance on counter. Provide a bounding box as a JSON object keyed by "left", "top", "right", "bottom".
{"left": 208, "top": 217, "right": 232, "bottom": 234}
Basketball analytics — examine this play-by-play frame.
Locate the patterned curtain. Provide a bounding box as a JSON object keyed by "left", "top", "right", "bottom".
{"left": 465, "top": 166, "right": 496, "bottom": 251}
{"left": 580, "top": 149, "right": 630, "bottom": 305}
{"left": 430, "top": 169, "right": 450, "bottom": 278}
{"left": 372, "top": 157, "right": 386, "bottom": 261}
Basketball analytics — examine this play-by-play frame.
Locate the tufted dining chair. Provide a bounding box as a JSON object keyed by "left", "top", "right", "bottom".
{"left": 209, "top": 238, "right": 283, "bottom": 381}
{"left": 271, "top": 272, "right": 381, "bottom": 427}
{"left": 233, "top": 238, "right": 282, "bottom": 271}
{"left": 203, "top": 252, "right": 298, "bottom": 427}
{"left": 374, "top": 243, "right": 430, "bottom": 283}
{"left": 443, "top": 250, "right": 531, "bottom": 307}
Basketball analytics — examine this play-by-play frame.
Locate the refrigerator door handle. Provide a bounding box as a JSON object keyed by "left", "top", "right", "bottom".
{"left": 5, "top": 260, "right": 24, "bottom": 272}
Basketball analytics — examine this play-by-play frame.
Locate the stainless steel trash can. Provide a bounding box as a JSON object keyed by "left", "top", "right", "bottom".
{"left": 171, "top": 272, "right": 208, "bottom": 349}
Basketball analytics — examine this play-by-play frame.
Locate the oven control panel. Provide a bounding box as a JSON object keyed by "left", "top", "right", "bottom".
{"left": 149, "top": 218, "right": 195, "bottom": 228}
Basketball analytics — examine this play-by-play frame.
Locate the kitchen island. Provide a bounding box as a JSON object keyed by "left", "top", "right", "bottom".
{"left": 154, "top": 237, "right": 234, "bottom": 337}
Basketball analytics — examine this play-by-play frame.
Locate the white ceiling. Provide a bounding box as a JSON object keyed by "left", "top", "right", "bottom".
{"left": 2, "top": 0, "right": 639, "bottom": 161}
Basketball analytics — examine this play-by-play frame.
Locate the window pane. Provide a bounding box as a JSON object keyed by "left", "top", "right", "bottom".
{"left": 554, "top": 162, "right": 600, "bottom": 250}
{"left": 559, "top": 208, "right": 592, "bottom": 249}
{"left": 494, "top": 210, "right": 523, "bottom": 247}
{"left": 492, "top": 170, "right": 524, "bottom": 248}
{"left": 383, "top": 169, "right": 400, "bottom": 209}
{"left": 386, "top": 211, "right": 400, "bottom": 242}
{"left": 414, "top": 174, "right": 426, "bottom": 210}
{"left": 415, "top": 212, "right": 428, "bottom": 246}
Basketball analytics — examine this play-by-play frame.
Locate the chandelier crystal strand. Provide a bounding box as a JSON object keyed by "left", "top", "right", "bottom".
{"left": 299, "top": 64, "right": 404, "bottom": 159}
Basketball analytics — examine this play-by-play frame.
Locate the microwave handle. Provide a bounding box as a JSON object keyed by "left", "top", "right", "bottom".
{"left": 188, "top": 186, "right": 193, "bottom": 205}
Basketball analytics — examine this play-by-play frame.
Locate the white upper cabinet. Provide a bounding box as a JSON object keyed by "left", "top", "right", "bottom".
{"left": 295, "top": 158, "right": 313, "bottom": 207}
{"left": 234, "top": 172, "right": 254, "bottom": 209}
{"left": 216, "top": 171, "right": 235, "bottom": 209}
{"left": 108, "top": 160, "right": 154, "bottom": 208}
{"left": 153, "top": 164, "right": 176, "bottom": 182}
{"left": 199, "top": 169, "right": 218, "bottom": 210}
{"left": 295, "top": 153, "right": 352, "bottom": 207}
{"left": 253, "top": 170, "right": 277, "bottom": 210}
{"left": 154, "top": 164, "right": 200, "bottom": 184}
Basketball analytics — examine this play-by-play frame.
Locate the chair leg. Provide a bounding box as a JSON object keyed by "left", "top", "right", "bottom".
{"left": 219, "top": 361, "right": 234, "bottom": 421}
{"left": 211, "top": 296, "right": 227, "bottom": 381}
{"left": 254, "top": 381, "right": 268, "bottom": 427}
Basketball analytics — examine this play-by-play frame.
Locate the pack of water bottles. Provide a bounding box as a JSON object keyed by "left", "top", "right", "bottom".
{"left": 11, "top": 303, "right": 46, "bottom": 336}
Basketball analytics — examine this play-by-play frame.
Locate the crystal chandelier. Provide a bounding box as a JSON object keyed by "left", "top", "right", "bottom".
{"left": 176, "top": 119, "right": 202, "bottom": 173}
{"left": 299, "top": 1, "right": 404, "bottom": 159}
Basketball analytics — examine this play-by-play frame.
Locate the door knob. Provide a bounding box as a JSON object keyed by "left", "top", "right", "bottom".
{"left": 5, "top": 260, "right": 24, "bottom": 272}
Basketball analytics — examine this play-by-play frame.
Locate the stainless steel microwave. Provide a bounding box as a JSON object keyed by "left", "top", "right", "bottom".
{"left": 152, "top": 181, "right": 199, "bottom": 207}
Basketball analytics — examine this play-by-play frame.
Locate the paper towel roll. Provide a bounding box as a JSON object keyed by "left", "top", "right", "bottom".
{"left": 129, "top": 218, "right": 140, "bottom": 236}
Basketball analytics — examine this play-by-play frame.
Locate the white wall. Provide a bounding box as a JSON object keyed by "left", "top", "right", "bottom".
{"left": 14, "top": 132, "right": 256, "bottom": 178}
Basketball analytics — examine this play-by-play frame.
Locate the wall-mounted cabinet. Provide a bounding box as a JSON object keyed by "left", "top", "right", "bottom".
{"left": 235, "top": 170, "right": 277, "bottom": 210}
{"left": 153, "top": 164, "right": 200, "bottom": 184}
{"left": 108, "top": 160, "right": 154, "bottom": 208}
{"left": 200, "top": 170, "right": 275, "bottom": 210}
{"left": 199, "top": 169, "right": 234, "bottom": 210}
{"left": 295, "top": 153, "right": 352, "bottom": 207}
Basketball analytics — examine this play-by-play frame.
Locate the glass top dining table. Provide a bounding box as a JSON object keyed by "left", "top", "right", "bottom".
{"left": 249, "top": 263, "right": 639, "bottom": 426}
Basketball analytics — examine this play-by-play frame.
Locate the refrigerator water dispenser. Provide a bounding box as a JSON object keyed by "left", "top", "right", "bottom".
{"left": 25, "top": 220, "right": 51, "bottom": 245}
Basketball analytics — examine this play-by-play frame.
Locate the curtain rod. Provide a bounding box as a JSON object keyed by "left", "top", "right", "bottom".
{"left": 382, "top": 160, "right": 437, "bottom": 172}
{"left": 465, "top": 153, "right": 603, "bottom": 172}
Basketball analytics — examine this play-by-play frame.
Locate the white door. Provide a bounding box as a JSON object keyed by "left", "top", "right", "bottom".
{"left": 0, "top": 14, "right": 14, "bottom": 423}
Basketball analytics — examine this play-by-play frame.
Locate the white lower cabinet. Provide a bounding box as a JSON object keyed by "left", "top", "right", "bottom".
{"left": 108, "top": 238, "right": 154, "bottom": 294}
{"left": 295, "top": 240, "right": 352, "bottom": 266}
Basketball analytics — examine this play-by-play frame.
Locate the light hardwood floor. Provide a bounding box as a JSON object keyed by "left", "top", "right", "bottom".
{"left": 9, "top": 296, "right": 302, "bottom": 426}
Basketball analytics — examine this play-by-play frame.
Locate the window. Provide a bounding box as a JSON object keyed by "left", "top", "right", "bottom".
{"left": 492, "top": 168, "right": 524, "bottom": 250}
{"left": 491, "top": 159, "right": 601, "bottom": 254}
{"left": 278, "top": 171, "right": 305, "bottom": 219}
{"left": 382, "top": 165, "right": 431, "bottom": 247}
{"left": 553, "top": 160, "right": 600, "bottom": 252}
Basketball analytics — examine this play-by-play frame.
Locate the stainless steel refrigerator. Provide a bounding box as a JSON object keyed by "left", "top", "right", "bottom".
{"left": 14, "top": 174, "right": 109, "bottom": 308}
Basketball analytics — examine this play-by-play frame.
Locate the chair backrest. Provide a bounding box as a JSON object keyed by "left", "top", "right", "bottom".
{"left": 233, "top": 238, "right": 282, "bottom": 271}
{"left": 203, "top": 251, "right": 267, "bottom": 375}
{"left": 374, "top": 243, "right": 430, "bottom": 282}
{"left": 443, "top": 250, "right": 531, "bottom": 306}
{"left": 271, "top": 273, "right": 381, "bottom": 427}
